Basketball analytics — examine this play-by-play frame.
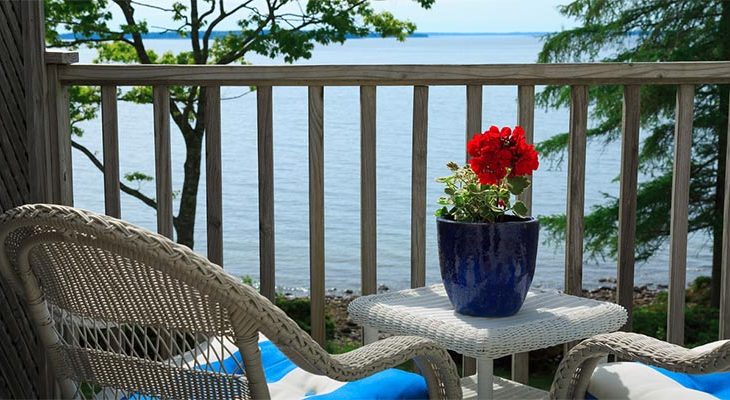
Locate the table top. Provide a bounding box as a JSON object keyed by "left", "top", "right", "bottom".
{"left": 348, "top": 284, "right": 627, "bottom": 359}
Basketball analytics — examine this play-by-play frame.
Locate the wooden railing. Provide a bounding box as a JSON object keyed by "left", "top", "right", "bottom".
{"left": 46, "top": 59, "right": 730, "bottom": 381}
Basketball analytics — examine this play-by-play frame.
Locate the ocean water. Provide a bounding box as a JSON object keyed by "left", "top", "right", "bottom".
{"left": 72, "top": 35, "right": 713, "bottom": 294}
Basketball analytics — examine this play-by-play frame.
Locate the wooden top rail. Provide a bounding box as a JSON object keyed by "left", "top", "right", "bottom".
{"left": 58, "top": 62, "right": 730, "bottom": 86}
{"left": 45, "top": 50, "right": 78, "bottom": 65}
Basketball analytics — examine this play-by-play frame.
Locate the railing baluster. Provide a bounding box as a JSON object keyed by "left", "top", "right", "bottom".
{"left": 517, "top": 85, "right": 535, "bottom": 209}
{"left": 153, "top": 86, "right": 173, "bottom": 238}
{"left": 462, "top": 84, "right": 482, "bottom": 377}
{"left": 257, "top": 86, "right": 275, "bottom": 300}
{"left": 101, "top": 85, "right": 120, "bottom": 218}
{"left": 309, "top": 85, "right": 326, "bottom": 345}
{"left": 463, "top": 85, "right": 482, "bottom": 348}
{"left": 721, "top": 91, "right": 730, "bottom": 340}
{"left": 360, "top": 86, "right": 378, "bottom": 345}
{"left": 512, "top": 84, "right": 535, "bottom": 384}
{"left": 617, "top": 85, "right": 641, "bottom": 331}
{"left": 46, "top": 61, "right": 73, "bottom": 206}
{"left": 59, "top": 83, "right": 73, "bottom": 206}
{"left": 466, "top": 85, "right": 482, "bottom": 144}
{"left": 565, "top": 85, "right": 588, "bottom": 296}
{"left": 668, "top": 84, "right": 694, "bottom": 345}
{"left": 205, "top": 86, "right": 223, "bottom": 266}
{"left": 410, "top": 86, "right": 429, "bottom": 289}
{"left": 361, "top": 85, "right": 377, "bottom": 297}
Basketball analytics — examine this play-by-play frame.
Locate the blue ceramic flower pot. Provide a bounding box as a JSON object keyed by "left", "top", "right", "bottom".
{"left": 437, "top": 216, "right": 539, "bottom": 317}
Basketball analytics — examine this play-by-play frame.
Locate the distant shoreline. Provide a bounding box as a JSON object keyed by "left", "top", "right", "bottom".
{"left": 57, "top": 31, "right": 550, "bottom": 41}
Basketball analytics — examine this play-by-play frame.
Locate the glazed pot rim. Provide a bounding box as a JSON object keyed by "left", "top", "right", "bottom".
{"left": 436, "top": 216, "right": 538, "bottom": 225}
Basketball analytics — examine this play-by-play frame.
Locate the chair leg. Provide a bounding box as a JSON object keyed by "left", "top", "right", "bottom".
{"left": 236, "top": 333, "right": 271, "bottom": 400}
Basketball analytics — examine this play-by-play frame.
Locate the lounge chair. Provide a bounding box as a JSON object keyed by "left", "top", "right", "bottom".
{"left": 550, "top": 331, "right": 730, "bottom": 399}
{"left": 0, "top": 204, "right": 461, "bottom": 399}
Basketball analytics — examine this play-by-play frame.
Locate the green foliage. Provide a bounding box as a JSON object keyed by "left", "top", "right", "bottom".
{"left": 436, "top": 162, "right": 530, "bottom": 222}
{"left": 124, "top": 172, "right": 153, "bottom": 182}
{"left": 124, "top": 171, "right": 154, "bottom": 191}
{"left": 241, "top": 275, "right": 254, "bottom": 286}
{"left": 240, "top": 276, "right": 336, "bottom": 340}
{"left": 68, "top": 86, "right": 100, "bottom": 137}
{"left": 537, "top": 1, "right": 730, "bottom": 289}
{"left": 633, "top": 277, "right": 719, "bottom": 348}
{"left": 45, "top": 0, "right": 436, "bottom": 248}
{"left": 325, "top": 339, "right": 360, "bottom": 355}
{"left": 274, "top": 295, "right": 336, "bottom": 341}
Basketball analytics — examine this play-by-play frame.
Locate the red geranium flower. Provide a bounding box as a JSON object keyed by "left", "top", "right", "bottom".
{"left": 467, "top": 125, "right": 539, "bottom": 185}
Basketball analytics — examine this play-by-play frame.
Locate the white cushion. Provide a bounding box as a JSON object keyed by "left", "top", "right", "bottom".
{"left": 587, "top": 362, "right": 717, "bottom": 399}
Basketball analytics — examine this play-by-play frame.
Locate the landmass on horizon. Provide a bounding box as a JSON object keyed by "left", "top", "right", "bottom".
{"left": 58, "top": 30, "right": 555, "bottom": 40}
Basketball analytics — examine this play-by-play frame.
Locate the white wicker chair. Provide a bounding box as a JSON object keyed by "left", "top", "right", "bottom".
{"left": 0, "top": 204, "right": 462, "bottom": 399}
{"left": 549, "top": 331, "right": 730, "bottom": 399}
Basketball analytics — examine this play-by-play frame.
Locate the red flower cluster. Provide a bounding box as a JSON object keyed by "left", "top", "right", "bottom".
{"left": 467, "top": 125, "right": 539, "bottom": 185}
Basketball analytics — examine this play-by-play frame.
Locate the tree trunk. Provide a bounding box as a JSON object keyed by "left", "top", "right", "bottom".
{"left": 711, "top": 0, "right": 730, "bottom": 308}
{"left": 172, "top": 90, "right": 207, "bottom": 249}
{"left": 174, "top": 130, "right": 204, "bottom": 249}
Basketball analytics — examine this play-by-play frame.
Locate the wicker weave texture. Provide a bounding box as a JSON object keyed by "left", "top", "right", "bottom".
{"left": 549, "top": 332, "right": 730, "bottom": 399}
{"left": 348, "top": 284, "right": 628, "bottom": 359}
{"left": 0, "top": 204, "right": 462, "bottom": 399}
{"left": 461, "top": 376, "right": 546, "bottom": 399}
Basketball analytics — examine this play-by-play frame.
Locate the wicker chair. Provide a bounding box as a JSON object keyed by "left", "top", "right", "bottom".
{"left": 0, "top": 204, "right": 462, "bottom": 399}
{"left": 549, "top": 331, "right": 730, "bottom": 399}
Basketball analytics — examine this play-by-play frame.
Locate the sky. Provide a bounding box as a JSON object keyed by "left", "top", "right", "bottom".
{"left": 114, "top": 0, "right": 577, "bottom": 34}
{"left": 369, "top": 0, "right": 577, "bottom": 33}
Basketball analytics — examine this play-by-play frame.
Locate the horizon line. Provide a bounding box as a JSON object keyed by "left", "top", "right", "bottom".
{"left": 57, "top": 30, "right": 554, "bottom": 39}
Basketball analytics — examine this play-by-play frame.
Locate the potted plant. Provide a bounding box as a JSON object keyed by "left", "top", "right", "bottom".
{"left": 436, "top": 125, "right": 540, "bottom": 317}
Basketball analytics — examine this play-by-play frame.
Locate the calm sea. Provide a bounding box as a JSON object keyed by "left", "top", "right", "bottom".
{"left": 72, "top": 35, "right": 712, "bottom": 294}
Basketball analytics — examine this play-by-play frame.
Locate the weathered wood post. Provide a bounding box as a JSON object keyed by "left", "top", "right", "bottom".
{"left": 0, "top": 0, "right": 60, "bottom": 397}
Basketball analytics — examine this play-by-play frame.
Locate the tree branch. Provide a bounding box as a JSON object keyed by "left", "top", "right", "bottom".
{"left": 216, "top": 0, "right": 369, "bottom": 65}
{"left": 71, "top": 140, "right": 158, "bottom": 210}
{"left": 149, "top": 24, "right": 189, "bottom": 34}
{"left": 202, "top": 0, "right": 256, "bottom": 61}
{"left": 215, "top": 2, "right": 278, "bottom": 64}
{"left": 190, "top": 0, "right": 203, "bottom": 63}
{"left": 199, "top": 0, "right": 216, "bottom": 22}
{"left": 129, "top": 0, "right": 176, "bottom": 12}
{"left": 111, "top": 0, "right": 196, "bottom": 148}
{"left": 221, "top": 89, "right": 253, "bottom": 100}
{"left": 110, "top": 0, "right": 153, "bottom": 64}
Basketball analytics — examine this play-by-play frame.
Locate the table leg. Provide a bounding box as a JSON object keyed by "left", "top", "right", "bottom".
{"left": 477, "top": 358, "right": 494, "bottom": 400}
{"left": 363, "top": 325, "right": 378, "bottom": 344}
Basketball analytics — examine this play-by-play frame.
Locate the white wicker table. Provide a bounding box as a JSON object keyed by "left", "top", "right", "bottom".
{"left": 348, "top": 284, "right": 627, "bottom": 399}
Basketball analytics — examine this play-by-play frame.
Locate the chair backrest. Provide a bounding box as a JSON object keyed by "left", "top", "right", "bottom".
{"left": 0, "top": 204, "right": 318, "bottom": 399}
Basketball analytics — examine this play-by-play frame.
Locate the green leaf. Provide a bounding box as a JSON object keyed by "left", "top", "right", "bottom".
{"left": 508, "top": 176, "right": 530, "bottom": 196}
{"left": 124, "top": 172, "right": 153, "bottom": 183}
{"left": 512, "top": 201, "right": 528, "bottom": 217}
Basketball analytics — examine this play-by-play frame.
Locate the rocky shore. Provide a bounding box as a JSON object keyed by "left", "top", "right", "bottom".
{"left": 324, "top": 282, "right": 660, "bottom": 344}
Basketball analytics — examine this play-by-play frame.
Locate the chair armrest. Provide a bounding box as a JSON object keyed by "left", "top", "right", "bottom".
{"left": 277, "top": 335, "right": 461, "bottom": 400}
{"left": 331, "top": 335, "right": 462, "bottom": 399}
{"left": 550, "top": 332, "right": 730, "bottom": 400}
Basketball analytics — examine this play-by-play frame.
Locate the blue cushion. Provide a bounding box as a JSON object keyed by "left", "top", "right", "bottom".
{"left": 122, "top": 338, "right": 428, "bottom": 400}
{"left": 305, "top": 368, "right": 427, "bottom": 400}
{"left": 649, "top": 366, "right": 730, "bottom": 399}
